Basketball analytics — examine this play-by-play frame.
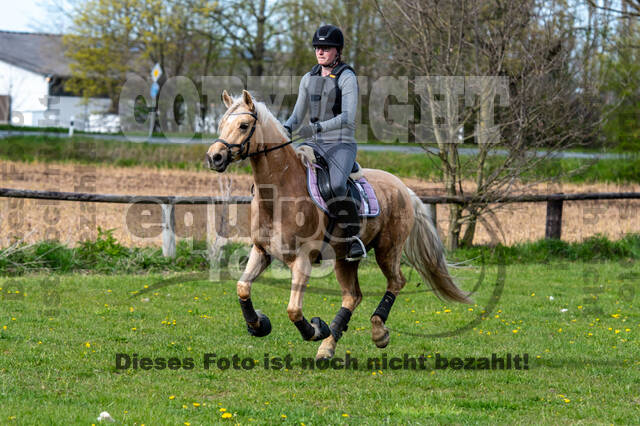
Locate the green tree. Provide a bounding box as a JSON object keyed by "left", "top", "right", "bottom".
{"left": 64, "top": 0, "right": 142, "bottom": 112}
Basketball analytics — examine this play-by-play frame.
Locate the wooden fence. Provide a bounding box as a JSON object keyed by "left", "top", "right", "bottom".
{"left": 2, "top": 187, "right": 640, "bottom": 257}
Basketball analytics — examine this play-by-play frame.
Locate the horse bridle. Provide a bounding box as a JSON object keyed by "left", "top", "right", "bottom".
{"left": 214, "top": 111, "right": 301, "bottom": 161}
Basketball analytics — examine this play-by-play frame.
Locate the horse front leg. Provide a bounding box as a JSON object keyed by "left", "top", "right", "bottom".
{"left": 316, "top": 259, "right": 362, "bottom": 360}
{"left": 237, "top": 245, "right": 272, "bottom": 337}
{"left": 287, "top": 256, "right": 331, "bottom": 342}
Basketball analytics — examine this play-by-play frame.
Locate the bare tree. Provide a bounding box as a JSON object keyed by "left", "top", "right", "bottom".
{"left": 201, "top": 0, "right": 290, "bottom": 76}
{"left": 374, "top": 0, "right": 606, "bottom": 249}
{"left": 586, "top": 0, "right": 640, "bottom": 18}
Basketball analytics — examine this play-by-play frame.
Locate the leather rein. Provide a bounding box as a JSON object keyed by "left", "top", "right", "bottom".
{"left": 213, "top": 111, "right": 301, "bottom": 160}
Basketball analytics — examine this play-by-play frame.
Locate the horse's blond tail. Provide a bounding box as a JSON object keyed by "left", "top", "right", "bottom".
{"left": 403, "top": 189, "right": 473, "bottom": 304}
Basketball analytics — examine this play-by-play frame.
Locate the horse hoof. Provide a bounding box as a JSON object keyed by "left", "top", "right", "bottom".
{"left": 371, "top": 315, "right": 390, "bottom": 348}
{"left": 247, "top": 311, "right": 271, "bottom": 337}
{"left": 374, "top": 329, "right": 390, "bottom": 348}
{"left": 316, "top": 335, "right": 337, "bottom": 361}
{"left": 315, "top": 347, "right": 335, "bottom": 361}
{"left": 310, "top": 317, "right": 331, "bottom": 341}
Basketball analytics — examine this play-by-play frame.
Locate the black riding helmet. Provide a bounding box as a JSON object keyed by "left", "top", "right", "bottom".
{"left": 312, "top": 25, "right": 344, "bottom": 51}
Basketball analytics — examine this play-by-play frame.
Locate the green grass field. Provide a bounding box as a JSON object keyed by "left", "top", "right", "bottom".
{"left": 2, "top": 135, "right": 640, "bottom": 183}
{"left": 1, "top": 257, "right": 638, "bottom": 424}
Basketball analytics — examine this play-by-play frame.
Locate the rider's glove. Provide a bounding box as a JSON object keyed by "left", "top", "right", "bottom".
{"left": 283, "top": 125, "right": 292, "bottom": 139}
{"left": 298, "top": 122, "right": 322, "bottom": 139}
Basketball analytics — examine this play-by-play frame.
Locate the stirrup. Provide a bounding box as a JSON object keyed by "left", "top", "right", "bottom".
{"left": 345, "top": 237, "right": 367, "bottom": 262}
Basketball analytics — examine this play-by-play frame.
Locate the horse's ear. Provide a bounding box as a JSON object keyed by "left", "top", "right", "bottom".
{"left": 222, "top": 90, "right": 233, "bottom": 108}
{"left": 242, "top": 90, "right": 255, "bottom": 111}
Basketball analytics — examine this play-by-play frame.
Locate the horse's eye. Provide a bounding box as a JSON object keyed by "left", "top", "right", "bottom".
{"left": 239, "top": 123, "right": 248, "bottom": 130}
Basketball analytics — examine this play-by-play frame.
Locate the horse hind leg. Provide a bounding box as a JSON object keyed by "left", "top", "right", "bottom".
{"left": 371, "top": 243, "right": 407, "bottom": 348}
{"left": 316, "top": 259, "right": 362, "bottom": 360}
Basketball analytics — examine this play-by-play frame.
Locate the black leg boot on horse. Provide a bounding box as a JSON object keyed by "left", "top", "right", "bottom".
{"left": 328, "top": 196, "right": 366, "bottom": 261}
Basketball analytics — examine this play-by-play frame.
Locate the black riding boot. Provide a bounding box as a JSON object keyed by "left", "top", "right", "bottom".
{"left": 328, "top": 196, "right": 366, "bottom": 261}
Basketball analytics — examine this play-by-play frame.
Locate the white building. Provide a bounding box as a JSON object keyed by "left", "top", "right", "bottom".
{"left": 0, "top": 30, "right": 116, "bottom": 132}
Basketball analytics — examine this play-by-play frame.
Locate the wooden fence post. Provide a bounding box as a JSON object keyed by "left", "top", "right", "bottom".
{"left": 162, "top": 203, "right": 176, "bottom": 257}
{"left": 545, "top": 199, "right": 563, "bottom": 240}
{"left": 427, "top": 203, "right": 437, "bottom": 232}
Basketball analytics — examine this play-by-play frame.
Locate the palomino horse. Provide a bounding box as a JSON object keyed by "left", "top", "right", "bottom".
{"left": 205, "top": 90, "right": 471, "bottom": 360}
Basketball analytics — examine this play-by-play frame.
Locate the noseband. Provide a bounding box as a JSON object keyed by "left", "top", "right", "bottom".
{"left": 214, "top": 111, "right": 302, "bottom": 161}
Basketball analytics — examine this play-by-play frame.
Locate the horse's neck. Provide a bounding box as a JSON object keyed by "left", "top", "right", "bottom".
{"left": 250, "top": 128, "right": 305, "bottom": 199}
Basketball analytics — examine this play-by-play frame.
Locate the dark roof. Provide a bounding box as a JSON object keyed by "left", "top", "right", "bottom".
{"left": 0, "top": 31, "right": 71, "bottom": 77}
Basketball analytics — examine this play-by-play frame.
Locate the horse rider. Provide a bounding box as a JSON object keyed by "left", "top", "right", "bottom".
{"left": 283, "top": 24, "right": 365, "bottom": 261}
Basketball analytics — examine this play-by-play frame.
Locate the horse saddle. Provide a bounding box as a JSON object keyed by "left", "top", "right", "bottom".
{"left": 303, "top": 149, "right": 380, "bottom": 218}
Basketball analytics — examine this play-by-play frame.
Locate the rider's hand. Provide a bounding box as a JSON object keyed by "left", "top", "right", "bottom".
{"left": 283, "top": 125, "right": 292, "bottom": 139}
{"left": 298, "top": 123, "right": 321, "bottom": 139}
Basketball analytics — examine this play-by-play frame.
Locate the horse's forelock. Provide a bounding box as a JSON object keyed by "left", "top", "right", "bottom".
{"left": 218, "top": 92, "right": 288, "bottom": 140}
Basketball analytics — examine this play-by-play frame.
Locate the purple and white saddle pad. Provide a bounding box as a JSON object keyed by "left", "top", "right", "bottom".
{"left": 305, "top": 160, "right": 380, "bottom": 217}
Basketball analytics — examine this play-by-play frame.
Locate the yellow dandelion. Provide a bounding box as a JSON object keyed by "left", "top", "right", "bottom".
{"left": 184, "top": 423, "right": 190, "bottom": 426}
{"left": 564, "top": 398, "right": 570, "bottom": 403}
{"left": 85, "top": 342, "right": 91, "bottom": 348}
{"left": 625, "top": 328, "right": 630, "bottom": 332}
{"left": 557, "top": 328, "right": 562, "bottom": 332}
{"left": 220, "top": 408, "right": 227, "bottom": 412}
{"left": 2, "top": 325, "right": 7, "bottom": 330}
{"left": 342, "top": 413, "right": 350, "bottom": 417}
{"left": 281, "top": 414, "right": 287, "bottom": 418}
{"left": 131, "top": 327, "right": 137, "bottom": 331}
{"left": 615, "top": 329, "right": 621, "bottom": 334}
{"left": 192, "top": 402, "right": 200, "bottom": 407}
{"left": 129, "top": 307, "right": 134, "bottom": 312}
{"left": 221, "top": 413, "right": 232, "bottom": 419}
{"left": 512, "top": 329, "right": 518, "bottom": 333}
{"left": 444, "top": 309, "right": 451, "bottom": 313}
{"left": 169, "top": 395, "right": 175, "bottom": 400}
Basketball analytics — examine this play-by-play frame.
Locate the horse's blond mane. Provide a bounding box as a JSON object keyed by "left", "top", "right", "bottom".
{"left": 218, "top": 93, "right": 289, "bottom": 141}
{"left": 217, "top": 92, "right": 364, "bottom": 177}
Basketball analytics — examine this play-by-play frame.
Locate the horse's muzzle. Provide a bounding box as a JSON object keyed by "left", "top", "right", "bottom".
{"left": 205, "top": 150, "right": 229, "bottom": 172}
